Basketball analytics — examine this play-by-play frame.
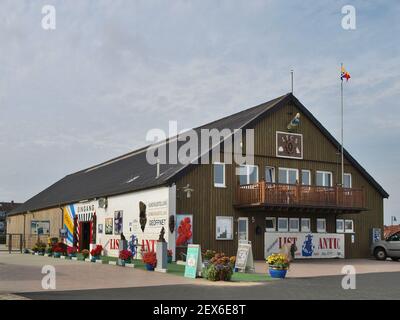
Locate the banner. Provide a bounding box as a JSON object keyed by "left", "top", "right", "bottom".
{"left": 265, "top": 232, "right": 345, "bottom": 259}
{"left": 63, "top": 205, "right": 76, "bottom": 247}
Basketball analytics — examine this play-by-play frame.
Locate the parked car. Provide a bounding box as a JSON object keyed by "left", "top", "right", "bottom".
{"left": 371, "top": 231, "right": 400, "bottom": 261}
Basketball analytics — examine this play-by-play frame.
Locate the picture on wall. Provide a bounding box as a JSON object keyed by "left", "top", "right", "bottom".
{"left": 98, "top": 224, "right": 103, "bottom": 234}
{"left": 114, "top": 210, "right": 123, "bottom": 235}
{"left": 105, "top": 218, "right": 113, "bottom": 235}
{"left": 176, "top": 214, "right": 193, "bottom": 247}
{"left": 31, "top": 220, "right": 50, "bottom": 235}
{"left": 216, "top": 216, "right": 233, "bottom": 240}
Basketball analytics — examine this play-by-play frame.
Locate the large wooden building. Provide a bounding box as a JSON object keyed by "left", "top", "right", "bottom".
{"left": 8, "top": 93, "right": 388, "bottom": 259}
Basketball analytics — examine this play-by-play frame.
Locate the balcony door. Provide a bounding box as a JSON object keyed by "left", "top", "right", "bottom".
{"left": 238, "top": 217, "right": 249, "bottom": 244}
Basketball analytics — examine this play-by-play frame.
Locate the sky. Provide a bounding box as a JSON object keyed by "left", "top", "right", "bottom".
{"left": 0, "top": 0, "right": 399, "bottom": 224}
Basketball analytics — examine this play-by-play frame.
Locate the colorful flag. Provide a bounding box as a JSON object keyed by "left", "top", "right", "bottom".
{"left": 341, "top": 65, "right": 351, "bottom": 81}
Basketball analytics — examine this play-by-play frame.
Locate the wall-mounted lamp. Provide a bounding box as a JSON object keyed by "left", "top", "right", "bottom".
{"left": 182, "top": 184, "right": 194, "bottom": 198}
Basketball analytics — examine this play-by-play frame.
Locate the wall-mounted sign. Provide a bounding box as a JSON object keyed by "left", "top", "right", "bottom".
{"left": 105, "top": 218, "right": 113, "bottom": 235}
{"left": 216, "top": 216, "right": 233, "bottom": 240}
{"left": 176, "top": 214, "right": 193, "bottom": 247}
{"left": 31, "top": 220, "right": 50, "bottom": 235}
{"left": 276, "top": 131, "right": 303, "bottom": 159}
{"left": 265, "top": 232, "right": 345, "bottom": 259}
{"left": 114, "top": 211, "right": 123, "bottom": 235}
{"left": 184, "top": 244, "right": 202, "bottom": 278}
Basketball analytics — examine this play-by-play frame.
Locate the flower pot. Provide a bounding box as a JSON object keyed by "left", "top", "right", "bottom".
{"left": 117, "top": 258, "right": 126, "bottom": 266}
{"left": 53, "top": 252, "right": 61, "bottom": 258}
{"left": 146, "top": 263, "right": 155, "bottom": 271}
{"left": 269, "top": 267, "right": 288, "bottom": 279}
{"left": 167, "top": 256, "right": 172, "bottom": 264}
{"left": 91, "top": 256, "right": 100, "bottom": 262}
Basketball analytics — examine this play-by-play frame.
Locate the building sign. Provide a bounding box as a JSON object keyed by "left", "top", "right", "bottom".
{"left": 276, "top": 131, "right": 303, "bottom": 159}
{"left": 265, "top": 232, "right": 345, "bottom": 259}
{"left": 31, "top": 220, "right": 50, "bottom": 235}
{"left": 105, "top": 218, "right": 113, "bottom": 235}
{"left": 63, "top": 205, "right": 76, "bottom": 246}
{"left": 114, "top": 211, "right": 123, "bottom": 235}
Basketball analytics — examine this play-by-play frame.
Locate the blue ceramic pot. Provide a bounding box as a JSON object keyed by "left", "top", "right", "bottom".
{"left": 269, "top": 267, "right": 287, "bottom": 279}
{"left": 54, "top": 252, "right": 61, "bottom": 258}
{"left": 167, "top": 256, "right": 172, "bottom": 263}
{"left": 146, "top": 263, "right": 155, "bottom": 271}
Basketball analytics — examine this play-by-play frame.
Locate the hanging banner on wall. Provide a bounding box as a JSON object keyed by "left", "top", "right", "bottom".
{"left": 265, "top": 232, "right": 345, "bottom": 259}
{"left": 63, "top": 205, "right": 76, "bottom": 247}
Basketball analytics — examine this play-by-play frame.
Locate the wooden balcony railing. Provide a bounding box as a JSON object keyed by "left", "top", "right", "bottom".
{"left": 235, "top": 182, "right": 365, "bottom": 210}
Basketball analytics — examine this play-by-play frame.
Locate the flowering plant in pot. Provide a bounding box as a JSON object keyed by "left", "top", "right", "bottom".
{"left": 203, "top": 253, "right": 233, "bottom": 281}
{"left": 167, "top": 249, "right": 173, "bottom": 263}
{"left": 81, "top": 249, "right": 90, "bottom": 260}
{"left": 46, "top": 247, "right": 53, "bottom": 256}
{"left": 67, "top": 246, "right": 78, "bottom": 258}
{"left": 33, "top": 240, "right": 47, "bottom": 255}
{"left": 53, "top": 245, "right": 65, "bottom": 258}
{"left": 142, "top": 251, "right": 157, "bottom": 271}
{"left": 266, "top": 253, "right": 290, "bottom": 279}
{"left": 90, "top": 245, "right": 103, "bottom": 261}
{"left": 118, "top": 249, "right": 133, "bottom": 266}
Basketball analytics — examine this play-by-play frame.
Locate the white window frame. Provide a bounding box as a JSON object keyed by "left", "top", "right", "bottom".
{"left": 278, "top": 167, "right": 299, "bottom": 185}
{"left": 265, "top": 166, "right": 276, "bottom": 184}
{"left": 213, "top": 162, "right": 226, "bottom": 188}
{"left": 277, "top": 217, "right": 289, "bottom": 232}
{"left": 289, "top": 218, "right": 300, "bottom": 232}
{"left": 215, "top": 216, "right": 233, "bottom": 240}
{"left": 316, "top": 171, "right": 333, "bottom": 187}
{"left": 238, "top": 217, "right": 249, "bottom": 242}
{"left": 343, "top": 173, "right": 352, "bottom": 188}
{"left": 301, "top": 169, "right": 311, "bottom": 186}
{"left": 317, "top": 218, "right": 326, "bottom": 233}
{"left": 265, "top": 217, "right": 276, "bottom": 232}
{"left": 301, "top": 218, "right": 311, "bottom": 233}
{"left": 344, "top": 219, "right": 354, "bottom": 233}
{"left": 239, "top": 165, "right": 259, "bottom": 185}
{"left": 336, "top": 219, "right": 345, "bottom": 233}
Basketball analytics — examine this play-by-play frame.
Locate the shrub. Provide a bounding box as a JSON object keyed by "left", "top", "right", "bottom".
{"left": 90, "top": 245, "right": 103, "bottom": 257}
{"left": 33, "top": 240, "right": 47, "bottom": 253}
{"left": 204, "top": 252, "right": 233, "bottom": 281}
{"left": 81, "top": 249, "right": 90, "bottom": 259}
{"left": 119, "top": 249, "right": 133, "bottom": 262}
{"left": 142, "top": 251, "right": 157, "bottom": 268}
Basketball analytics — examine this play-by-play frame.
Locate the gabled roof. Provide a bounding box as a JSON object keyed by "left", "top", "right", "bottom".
{"left": 9, "top": 93, "right": 388, "bottom": 215}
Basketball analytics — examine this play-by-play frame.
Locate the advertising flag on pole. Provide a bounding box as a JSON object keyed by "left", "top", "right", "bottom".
{"left": 340, "top": 63, "right": 351, "bottom": 186}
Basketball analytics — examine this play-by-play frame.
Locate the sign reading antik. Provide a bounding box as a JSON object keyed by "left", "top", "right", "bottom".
{"left": 265, "top": 232, "right": 345, "bottom": 259}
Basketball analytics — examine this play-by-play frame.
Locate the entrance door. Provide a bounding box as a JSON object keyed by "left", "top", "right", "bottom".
{"left": 238, "top": 218, "right": 249, "bottom": 244}
{"left": 80, "top": 222, "right": 91, "bottom": 251}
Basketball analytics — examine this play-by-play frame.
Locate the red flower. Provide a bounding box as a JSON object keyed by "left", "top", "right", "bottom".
{"left": 167, "top": 249, "right": 173, "bottom": 257}
{"left": 67, "top": 246, "right": 78, "bottom": 255}
{"left": 176, "top": 217, "right": 192, "bottom": 246}
{"left": 142, "top": 251, "right": 157, "bottom": 268}
{"left": 90, "top": 245, "right": 103, "bottom": 257}
{"left": 119, "top": 249, "right": 133, "bottom": 261}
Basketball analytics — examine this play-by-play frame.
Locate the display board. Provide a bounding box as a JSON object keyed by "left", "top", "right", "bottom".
{"left": 235, "top": 242, "right": 254, "bottom": 272}
{"left": 184, "top": 244, "right": 202, "bottom": 278}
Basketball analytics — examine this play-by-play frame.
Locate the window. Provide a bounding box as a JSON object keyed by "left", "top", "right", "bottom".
{"left": 317, "top": 218, "right": 326, "bottom": 233}
{"left": 213, "top": 163, "right": 225, "bottom": 187}
{"left": 278, "top": 218, "right": 288, "bottom": 232}
{"left": 388, "top": 232, "right": 400, "bottom": 242}
{"left": 336, "top": 219, "right": 344, "bottom": 233}
{"left": 301, "top": 218, "right": 311, "bottom": 232}
{"left": 265, "top": 217, "right": 276, "bottom": 231}
{"left": 265, "top": 166, "right": 275, "bottom": 183}
{"left": 289, "top": 218, "right": 299, "bottom": 232}
{"left": 238, "top": 218, "right": 249, "bottom": 241}
{"left": 238, "top": 165, "right": 259, "bottom": 185}
{"left": 301, "top": 170, "right": 311, "bottom": 186}
{"left": 316, "top": 171, "right": 333, "bottom": 187}
{"left": 344, "top": 173, "right": 352, "bottom": 188}
{"left": 278, "top": 168, "right": 299, "bottom": 184}
{"left": 344, "top": 219, "right": 354, "bottom": 233}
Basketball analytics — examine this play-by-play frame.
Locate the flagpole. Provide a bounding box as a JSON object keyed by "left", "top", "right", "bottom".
{"left": 341, "top": 63, "right": 344, "bottom": 187}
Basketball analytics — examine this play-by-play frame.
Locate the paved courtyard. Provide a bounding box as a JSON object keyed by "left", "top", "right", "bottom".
{"left": 1, "top": 253, "right": 399, "bottom": 299}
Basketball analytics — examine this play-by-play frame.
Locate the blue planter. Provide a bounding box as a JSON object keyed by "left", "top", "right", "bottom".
{"left": 167, "top": 256, "right": 172, "bottom": 264}
{"left": 269, "top": 267, "right": 287, "bottom": 279}
{"left": 146, "top": 263, "right": 155, "bottom": 271}
{"left": 53, "top": 252, "right": 61, "bottom": 258}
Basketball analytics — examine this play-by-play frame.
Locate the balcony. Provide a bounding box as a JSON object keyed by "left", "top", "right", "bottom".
{"left": 235, "top": 182, "right": 366, "bottom": 213}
